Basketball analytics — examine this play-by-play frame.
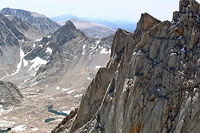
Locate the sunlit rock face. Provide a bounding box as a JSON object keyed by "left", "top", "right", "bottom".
{"left": 52, "top": 0, "right": 200, "bottom": 133}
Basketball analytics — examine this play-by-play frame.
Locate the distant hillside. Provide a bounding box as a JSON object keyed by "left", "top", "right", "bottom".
{"left": 1, "top": 8, "right": 61, "bottom": 35}
{"left": 70, "top": 18, "right": 114, "bottom": 38}
{"left": 83, "top": 19, "right": 136, "bottom": 32}
{"left": 51, "top": 15, "right": 136, "bottom": 32}
{"left": 51, "top": 14, "right": 77, "bottom": 22}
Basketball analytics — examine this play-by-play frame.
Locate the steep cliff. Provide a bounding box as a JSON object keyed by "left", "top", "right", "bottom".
{"left": 53, "top": 0, "right": 200, "bottom": 132}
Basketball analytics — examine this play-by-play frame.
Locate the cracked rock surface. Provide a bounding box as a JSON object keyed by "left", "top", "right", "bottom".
{"left": 52, "top": 0, "right": 200, "bottom": 133}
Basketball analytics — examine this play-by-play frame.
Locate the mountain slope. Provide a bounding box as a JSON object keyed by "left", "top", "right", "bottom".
{"left": 0, "top": 13, "right": 27, "bottom": 80}
{"left": 0, "top": 81, "right": 22, "bottom": 111}
{"left": 20, "top": 20, "right": 113, "bottom": 89}
{"left": 53, "top": 0, "right": 200, "bottom": 132}
{"left": 1, "top": 8, "right": 61, "bottom": 35}
{"left": 5, "top": 15, "right": 44, "bottom": 39}
{"left": 71, "top": 18, "right": 114, "bottom": 38}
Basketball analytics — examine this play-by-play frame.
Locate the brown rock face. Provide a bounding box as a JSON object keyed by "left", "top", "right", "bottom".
{"left": 53, "top": 0, "right": 200, "bottom": 133}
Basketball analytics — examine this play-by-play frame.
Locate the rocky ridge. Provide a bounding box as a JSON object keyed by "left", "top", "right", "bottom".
{"left": 52, "top": 0, "right": 200, "bottom": 132}
{"left": 21, "top": 20, "right": 113, "bottom": 89}
{"left": 1, "top": 8, "right": 61, "bottom": 35}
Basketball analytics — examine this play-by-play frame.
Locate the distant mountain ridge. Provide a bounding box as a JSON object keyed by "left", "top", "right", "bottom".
{"left": 70, "top": 18, "right": 114, "bottom": 38}
{"left": 51, "top": 14, "right": 136, "bottom": 32}
{"left": 54, "top": 17, "right": 115, "bottom": 38}
{"left": 1, "top": 8, "right": 61, "bottom": 35}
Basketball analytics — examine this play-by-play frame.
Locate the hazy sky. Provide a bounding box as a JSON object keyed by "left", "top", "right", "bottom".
{"left": 1, "top": 0, "right": 200, "bottom": 22}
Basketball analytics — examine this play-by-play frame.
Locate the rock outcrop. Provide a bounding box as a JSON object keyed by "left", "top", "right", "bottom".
{"left": 0, "top": 81, "right": 22, "bottom": 110}
{"left": 53, "top": 0, "right": 200, "bottom": 133}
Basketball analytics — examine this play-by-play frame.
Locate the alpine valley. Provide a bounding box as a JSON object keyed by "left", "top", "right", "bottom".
{"left": 0, "top": 8, "right": 113, "bottom": 132}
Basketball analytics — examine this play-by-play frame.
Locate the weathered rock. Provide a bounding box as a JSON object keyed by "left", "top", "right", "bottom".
{"left": 168, "top": 53, "right": 177, "bottom": 68}
{"left": 149, "top": 39, "right": 161, "bottom": 59}
{"left": 0, "top": 81, "right": 23, "bottom": 110}
{"left": 53, "top": 0, "right": 200, "bottom": 133}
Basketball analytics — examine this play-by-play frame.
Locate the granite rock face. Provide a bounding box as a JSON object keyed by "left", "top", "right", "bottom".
{"left": 53, "top": 0, "right": 200, "bottom": 133}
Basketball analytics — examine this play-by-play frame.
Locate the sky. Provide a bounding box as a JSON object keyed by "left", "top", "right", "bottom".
{"left": 0, "top": 0, "right": 199, "bottom": 22}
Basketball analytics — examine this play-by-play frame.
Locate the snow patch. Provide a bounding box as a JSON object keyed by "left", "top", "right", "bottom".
{"left": 95, "top": 65, "right": 103, "bottom": 69}
{"left": 28, "top": 57, "right": 48, "bottom": 71}
{"left": 34, "top": 38, "right": 42, "bottom": 42}
{"left": 56, "top": 86, "right": 60, "bottom": 90}
{"left": 23, "top": 59, "right": 28, "bottom": 67}
{"left": 12, "top": 48, "right": 25, "bottom": 75}
{"left": 62, "top": 88, "right": 69, "bottom": 92}
{"left": 96, "top": 40, "right": 100, "bottom": 44}
{"left": 91, "top": 40, "right": 100, "bottom": 50}
{"left": 74, "top": 94, "right": 83, "bottom": 98}
{"left": 54, "top": 119, "right": 63, "bottom": 122}
{"left": 0, "top": 105, "right": 3, "bottom": 112}
{"left": 39, "top": 45, "right": 43, "bottom": 48}
{"left": 33, "top": 43, "right": 36, "bottom": 48}
{"left": 47, "top": 35, "right": 51, "bottom": 38}
{"left": 31, "top": 127, "right": 39, "bottom": 131}
{"left": 82, "top": 44, "right": 86, "bottom": 55}
{"left": 46, "top": 47, "right": 53, "bottom": 54}
{"left": 109, "top": 49, "right": 111, "bottom": 54}
{"left": 87, "top": 77, "right": 92, "bottom": 80}
{"left": 67, "top": 90, "right": 75, "bottom": 94}
{"left": 100, "top": 48, "right": 109, "bottom": 54}
{"left": 12, "top": 125, "right": 26, "bottom": 131}
{"left": 62, "top": 110, "right": 71, "bottom": 114}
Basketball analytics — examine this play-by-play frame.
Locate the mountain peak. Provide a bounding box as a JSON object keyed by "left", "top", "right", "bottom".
{"left": 64, "top": 20, "right": 76, "bottom": 29}
{"left": 52, "top": 20, "right": 85, "bottom": 45}
{"left": 135, "top": 13, "right": 161, "bottom": 31}
{"left": 1, "top": 7, "right": 46, "bottom": 18}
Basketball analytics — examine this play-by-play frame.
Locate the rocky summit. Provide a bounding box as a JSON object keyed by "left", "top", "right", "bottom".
{"left": 52, "top": 0, "right": 200, "bottom": 133}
